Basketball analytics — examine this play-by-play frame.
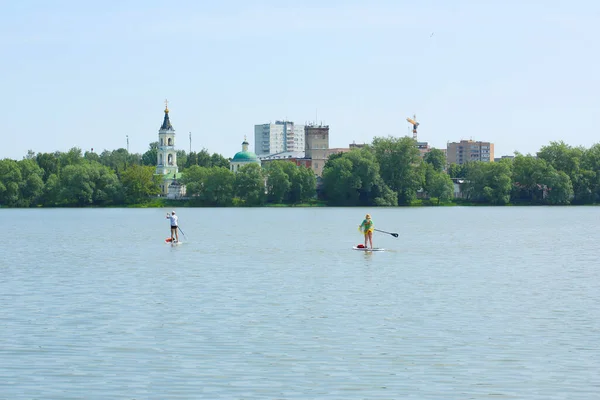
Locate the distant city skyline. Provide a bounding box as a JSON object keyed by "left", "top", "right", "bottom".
{"left": 2, "top": 0, "right": 599, "bottom": 160}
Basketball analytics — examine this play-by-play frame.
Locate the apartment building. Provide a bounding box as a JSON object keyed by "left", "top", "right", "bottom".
{"left": 254, "top": 121, "right": 305, "bottom": 156}
{"left": 446, "top": 140, "right": 494, "bottom": 165}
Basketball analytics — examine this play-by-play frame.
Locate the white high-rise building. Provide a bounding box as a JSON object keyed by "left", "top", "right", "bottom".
{"left": 254, "top": 121, "right": 305, "bottom": 156}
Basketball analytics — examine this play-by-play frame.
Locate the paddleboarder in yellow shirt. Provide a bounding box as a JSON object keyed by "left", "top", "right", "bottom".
{"left": 359, "top": 214, "right": 374, "bottom": 249}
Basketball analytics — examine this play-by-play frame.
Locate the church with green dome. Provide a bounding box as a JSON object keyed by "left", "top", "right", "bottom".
{"left": 230, "top": 136, "right": 261, "bottom": 172}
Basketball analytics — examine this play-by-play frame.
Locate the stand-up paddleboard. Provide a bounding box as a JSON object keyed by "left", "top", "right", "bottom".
{"left": 165, "top": 238, "right": 183, "bottom": 245}
{"left": 353, "top": 246, "right": 385, "bottom": 251}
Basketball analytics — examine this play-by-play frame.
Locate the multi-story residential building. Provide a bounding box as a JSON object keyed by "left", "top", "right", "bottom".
{"left": 254, "top": 121, "right": 305, "bottom": 156}
{"left": 446, "top": 140, "right": 494, "bottom": 165}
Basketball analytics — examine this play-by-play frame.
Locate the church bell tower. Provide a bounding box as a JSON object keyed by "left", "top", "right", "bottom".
{"left": 156, "top": 99, "right": 178, "bottom": 177}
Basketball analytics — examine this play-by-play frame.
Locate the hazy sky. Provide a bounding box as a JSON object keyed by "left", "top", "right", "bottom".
{"left": 1, "top": 0, "right": 598, "bottom": 160}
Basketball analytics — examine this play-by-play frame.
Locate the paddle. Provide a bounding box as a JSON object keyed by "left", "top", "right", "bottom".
{"left": 177, "top": 226, "right": 188, "bottom": 240}
{"left": 374, "top": 228, "right": 399, "bottom": 238}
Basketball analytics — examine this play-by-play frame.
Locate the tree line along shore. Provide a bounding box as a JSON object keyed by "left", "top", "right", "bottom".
{"left": 1, "top": 138, "right": 598, "bottom": 207}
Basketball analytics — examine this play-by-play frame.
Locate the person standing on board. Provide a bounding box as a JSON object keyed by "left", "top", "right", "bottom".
{"left": 166, "top": 210, "right": 179, "bottom": 242}
{"left": 359, "top": 214, "right": 374, "bottom": 249}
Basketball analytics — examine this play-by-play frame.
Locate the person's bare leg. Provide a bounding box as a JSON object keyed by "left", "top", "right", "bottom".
{"left": 368, "top": 231, "right": 373, "bottom": 248}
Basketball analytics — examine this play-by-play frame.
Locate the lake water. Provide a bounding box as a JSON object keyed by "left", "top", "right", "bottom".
{"left": 1, "top": 207, "right": 599, "bottom": 399}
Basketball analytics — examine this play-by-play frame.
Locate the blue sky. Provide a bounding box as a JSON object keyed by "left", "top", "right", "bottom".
{"left": 1, "top": 0, "right": 598, "bottom": 160}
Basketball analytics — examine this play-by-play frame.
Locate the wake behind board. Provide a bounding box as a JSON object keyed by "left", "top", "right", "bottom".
{"left": 353, "top": 246, "right": 385, "bottom": 251}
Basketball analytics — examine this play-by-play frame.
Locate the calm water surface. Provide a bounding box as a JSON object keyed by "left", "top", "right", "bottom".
{"left": 1, "top": 207, "right": 599, "bottom": 399}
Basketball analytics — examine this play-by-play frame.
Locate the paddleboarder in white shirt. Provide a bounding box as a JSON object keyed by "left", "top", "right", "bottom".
{"left": 166, "top": 211, "right": 179, "bottom": 242}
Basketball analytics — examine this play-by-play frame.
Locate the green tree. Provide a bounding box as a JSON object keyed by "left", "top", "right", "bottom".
{"left": 142, "top": 142, "right": 158, "bottom": 166}
{"left": 185, "top": 151, "right": 198, "bottom": 168}
{"left": 280, "top": 162, "right": 303, "bottom": 203}
{"left": 371, "top": 177, "right": 398, "bottom": 206}
{"left": 202, "top": 167, "right": 234, "bottom": 206}
{"left": 423, "top": 148, "right": 446, "bottom": 172}
{"left": 581, "top": 144, "right": 600, "bottom": 203}
{"left": 84, "top": 151, "right": 101, "bottom": 163}
{"left": 296, "top": 165, "right": 317, "bottom": 203}
{"left": 511, "top": 154, "right": 547, "bottom": 203}
{"left": 323, "top": 151, "right": 345, "bottom": 168}
{"left": 537, "top": 141, "right": 582, "bottom": 177}
{"left": 512, "top": 154, "right": 556, "bottom": 203}
{"left": 59, "top": 147, "right": 84, "bottom": 168}
{"left": 264, "top": 161, "right": 291, "bottom": 203}
{"left": 196, "top": 149, "right": 212, "bottom": 167}
{"left": 210, "top": 153, "right": 230, "bottom": 169}
{"left": 447, "top": 163, "right": 466, "bottom": 178}
{"left": 180, "top": 165, "right": 207, "bottom": 199}
{"left": 372, "top": 136, "right": 424, "bottom": 205}
{"left": 464, "top": 162, "right": 512, "bottom": 204}
{"left": 545, "top": 170, "right": 574, "bottom": 205}
{"left": 99, "top": 148, "right": 130, "bottom": 176}
{"left": 322, "top": 148, "right": 395, "bottom": 206}
{"left": 36, "top": 152, "right": 60, "bottom": 182}
{"left": 58, "top": 164, "right": 96, "bottom": 206}
{"left": 424, "top": 164, "right": 454, "bottom": 205}
{"left": 0, "top": 159, "right": 22, "bottom": 206}
{"left": 322, "top": 157, "right": 358, "bottom": 205}
{"left": 40, "top": 173, "right": 61, "bottom": 206}
{"left": 120, "top": 165, "right": 161, "bottom": 204}
{"left": 340, "top": 149, "right": 382, "bottom": 205}
{"left": 94, "top": 164, "right": 123, "bottom": 204}
{"left": 263, "top": 161, "right": 316, "bottom": 204}
{"left": 537, "top": 141, "right": 588, "bottom": 203}
{"left": 511, "top": 153, "right": 574, "bottom": 205}
{"left": 234, "top": 163, "right": 265, "bottom": 206}
{"left": 181, "top": 166, "right": 234, "bottom": 206}
{"left": 58, "top": 162, "right": 121, "bottom": 206}
{"left": 279, "top": 162, "right": 317, "bottom": 204}
{"left": 17, "top": 159, "right": 44, "bottom": 207}
{"left": 176, "top": 150, "right": 187, "bottom": 170}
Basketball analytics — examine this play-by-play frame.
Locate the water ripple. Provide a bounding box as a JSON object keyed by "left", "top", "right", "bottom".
{"left": 0, "top": 207, "right": 599, "bottom": 399}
